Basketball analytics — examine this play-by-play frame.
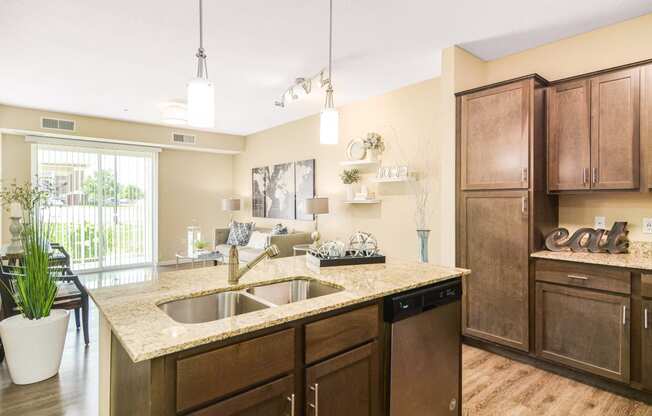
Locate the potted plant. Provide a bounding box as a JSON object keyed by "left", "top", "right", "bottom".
{"left": 0, "top": 181, "right": 69, "bottom": 385}
{"left": 363, "top": 132, "right": 385, "bottom": 162}
{"left": 340, "top": 168, "right": 361, "bottom": 201}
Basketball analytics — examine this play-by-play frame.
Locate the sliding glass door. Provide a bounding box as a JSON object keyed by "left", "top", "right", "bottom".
{"left": 34, "top": 142, "right": 157, "bottom": 271}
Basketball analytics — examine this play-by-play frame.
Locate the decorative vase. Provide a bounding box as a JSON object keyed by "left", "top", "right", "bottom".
{"left": 417, "top": 229, "right": 431, "bottom": 263}
{"left": 366, "top": 148, "right": 380, "bottom": 162}
{"left": 345, "top": 184, "right": 356, "bottom": 201}
{"left": 0, "top": 309, "right": 69, "bottom": 384}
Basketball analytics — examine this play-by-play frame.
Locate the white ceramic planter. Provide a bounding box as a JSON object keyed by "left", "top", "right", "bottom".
{"left": 345, "top": 184, "right": 356, "bottom": 201}
{"left": 0, "top": 309, "right": 69, "bottom": 385}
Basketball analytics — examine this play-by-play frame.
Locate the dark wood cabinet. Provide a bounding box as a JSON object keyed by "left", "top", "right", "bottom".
{"left": 460, "top": 80, "right": 530, "bottom": 190}
{"left": 642, "top": 299, "right": 652, "bottom": 391}
{"left": 547, "top": 80, "right": 591, "bottom": 191}
{"left": 459, "top": 191, "right": 530, "bottom": 351}
{"left": 190, "top": 375, "right": 295, "bottom": 416}
{"left": 535, "top": 282, "right": 630, "bottom": 383}
{"left": 642, "top": 65, "right": 652, "bottom": 189}
{"left": 590, "top": 67, "right": 640, "bottom": 190}
{"left": 305, "top": 342, "right": 379, "bottom": 416}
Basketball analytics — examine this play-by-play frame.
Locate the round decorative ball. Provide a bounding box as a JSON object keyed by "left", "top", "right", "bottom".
{"left": 348, "top": 231, "right": 378, "bottom": 257}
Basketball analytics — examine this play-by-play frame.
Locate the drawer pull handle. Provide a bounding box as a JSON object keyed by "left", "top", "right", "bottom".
{"left": 287, "top": 393, "right": 295, "bottom": 416}
{"left": 623, "top": 305, "right": 627, "bottom": 326}
{"left": 521, "top": 197, "right": 528, "bottom": 216}
{"left": 522, "top": 167, "right": 529, "bottom": 183}
{"left": 567, "top": 274, "right": 589, "bottom": 281}
{"left": 309, "top": 383, "right": 319, "bottom": 415}
{"left": 645, "top": 308, "right": 649, "bottom": 330}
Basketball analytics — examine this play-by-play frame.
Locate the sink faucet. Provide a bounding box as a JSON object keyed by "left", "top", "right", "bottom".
{"left": 228, "top": 244, "right": 280, "bottom": 285}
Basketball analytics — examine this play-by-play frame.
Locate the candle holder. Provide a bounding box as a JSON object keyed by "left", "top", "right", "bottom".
{"left": 7, "top": 216, "right": 23, "bottom": 254}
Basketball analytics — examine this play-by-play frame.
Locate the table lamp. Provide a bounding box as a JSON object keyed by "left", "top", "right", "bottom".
{"left": 305, "top": 197, "right": 329, "bottom": 245}
{"left": 222, "top": 198, "right": 241, "bottom": 223}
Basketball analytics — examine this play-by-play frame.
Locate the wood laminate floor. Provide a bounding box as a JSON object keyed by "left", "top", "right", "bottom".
{"left": 1, "top": 265, "right": 651, "bottom": 415}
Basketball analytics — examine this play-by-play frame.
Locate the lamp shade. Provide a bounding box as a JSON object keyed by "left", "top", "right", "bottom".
{"left": 222, "top": 198, "right": 241, "bottom": 211}
{"left": 319, "top": 108, "right": 339, "bottom": 145}
{"left": 187, "top": 77, "right": 215, "bottom": 127}
{"left": 305, "top": 197, "right": 329, "bottom": 215}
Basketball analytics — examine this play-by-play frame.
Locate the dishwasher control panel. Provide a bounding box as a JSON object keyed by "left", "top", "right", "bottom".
{"left": 384, "top": 278, "right": 461, "bottom": 323}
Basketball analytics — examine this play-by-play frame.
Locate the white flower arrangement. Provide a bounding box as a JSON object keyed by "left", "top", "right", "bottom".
{"left": 363, "top": 132, "right": 385, "bottom": 153}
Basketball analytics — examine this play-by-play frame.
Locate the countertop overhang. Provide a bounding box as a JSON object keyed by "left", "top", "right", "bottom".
{"left": 85, "top": 256, "right": 469, "bottom": 363}
{"left": 531, "top": 249, "right": 652, "bottom": 271}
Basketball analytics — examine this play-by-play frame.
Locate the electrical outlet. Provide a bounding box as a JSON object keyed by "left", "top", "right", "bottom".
{"left": 594, "top": 216, "right": 607, "bottom": 229}
{"left": 643, "top": 218, "right": 652, "bottom": 234}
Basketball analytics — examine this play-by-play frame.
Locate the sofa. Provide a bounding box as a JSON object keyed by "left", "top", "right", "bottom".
{"left": 214, "top": 227, "right": 312, "bottom": 263}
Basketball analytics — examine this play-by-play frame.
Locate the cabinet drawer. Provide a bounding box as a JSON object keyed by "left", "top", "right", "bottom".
{"left": 176, "top": 329, "right": 295, "bottom": 413}
{"left": 642, "top": 274, "right": 652, "bottom": 298}
{"left": 535, "top": 259, "right": 630, "bottom": 294}
{"left": 189, "top": 375, "right": 294, "bottom": 416}
{"left": 305, "top": 305, "right": 379, "bottom": 364}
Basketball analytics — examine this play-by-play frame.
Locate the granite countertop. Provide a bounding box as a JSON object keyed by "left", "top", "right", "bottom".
{"left": 531, "top": 242, "right": 652, "bottom": 271}
{"left": 86, "top": 256, "right": 469, "bottom": 363}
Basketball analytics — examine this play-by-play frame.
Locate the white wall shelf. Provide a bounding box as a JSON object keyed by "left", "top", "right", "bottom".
{"left": 343, "top": 199, "right": 381, "bottom": 204}
{"left": 339, "top": 160, "right": 378, "bottom": 167}
{"left": 372, "top": 176, "right": 413, "bottom": 183}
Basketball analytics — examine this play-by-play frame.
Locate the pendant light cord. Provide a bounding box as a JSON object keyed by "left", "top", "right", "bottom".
{"left": 328, "top": 0, "right": 333, "bottom": 85}
{"left": 195, "top": 0, "right": 208, "bottom": 79}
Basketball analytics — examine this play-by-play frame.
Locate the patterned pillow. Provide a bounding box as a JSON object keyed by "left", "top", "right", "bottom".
{"left": 226, "top": 221, "right": 254, "bottom": 246}
{"left": 271, "top": 223, "right": 288, "bottom": 235}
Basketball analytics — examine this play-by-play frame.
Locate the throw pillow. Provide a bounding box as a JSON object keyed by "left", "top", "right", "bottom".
{"left": 226, "top": 221, "right": 254, "bottom": 246}
{"left": 246, "top": 231, "right": 269, "bottom": 250}
{"left": 271, "top": 223, "right": 288, "bottom": 235}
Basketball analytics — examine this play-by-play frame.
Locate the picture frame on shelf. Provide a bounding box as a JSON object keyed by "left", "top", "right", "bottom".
{"left": 346, "top": 139, "right": 367, "bottom": 161}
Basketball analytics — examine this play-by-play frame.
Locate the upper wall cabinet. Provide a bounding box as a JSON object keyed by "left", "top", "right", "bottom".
{"left": 548, "top": 67, "right": 641, "bottom": 192}
{"left": 591, "top": 68, "right": 640, "bottom": 190}
{"left": 548, "top": 80, "right": 591, "bottom": 191}
{"left": 460, "top": 80, "right": 530, "bottom": 190}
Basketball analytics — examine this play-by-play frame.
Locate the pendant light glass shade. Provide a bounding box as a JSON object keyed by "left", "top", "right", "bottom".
{"left": 187, "top": 77, "right": 215, "bottom": 128}
{"left": 320, "top": 107, "right": 339, "bottom": 145}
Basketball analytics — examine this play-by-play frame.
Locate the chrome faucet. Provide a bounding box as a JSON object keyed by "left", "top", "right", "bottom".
{"left": 228, "top": 244, "right": 280, "bottom": 285}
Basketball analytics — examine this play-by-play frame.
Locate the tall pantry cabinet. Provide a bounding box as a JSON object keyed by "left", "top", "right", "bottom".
{"left": 456, "top": 75, "right": 558, "bottom": 351}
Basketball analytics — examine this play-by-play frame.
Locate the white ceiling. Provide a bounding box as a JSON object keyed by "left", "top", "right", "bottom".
{"left": 1, "top": 0, "right": 651, "bottom": 136}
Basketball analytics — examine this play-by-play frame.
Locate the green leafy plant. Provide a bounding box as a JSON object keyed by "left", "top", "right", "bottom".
{"left": 363, "top": 132, "right": 385, "bottom": 152}
{"left": 11, "top": 210, "right": 58, "bottom": 320}
{"left": 0, "top": 179, "right": 52, "bottom": 218}
{"left": 340, "top": 169, "right": 361, "bottom": 185}
{"left": 194, "top": 240, "right": 208, "bottom": 250}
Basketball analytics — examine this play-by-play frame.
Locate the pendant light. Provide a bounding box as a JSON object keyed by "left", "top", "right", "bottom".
{"left": 320, "top": 0, "right": 339, "bottom": 145}
{"left": 187, "top": 0, "right": 215, "bottom": 128}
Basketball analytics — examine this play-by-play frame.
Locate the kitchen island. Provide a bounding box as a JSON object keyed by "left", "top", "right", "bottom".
{"left": 88, "top": 256, "right": 468, "bottom": 415}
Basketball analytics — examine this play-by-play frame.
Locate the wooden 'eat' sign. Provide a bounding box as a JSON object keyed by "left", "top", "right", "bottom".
{"left": 544, "top": 222, "right": 629, "bottom": 254}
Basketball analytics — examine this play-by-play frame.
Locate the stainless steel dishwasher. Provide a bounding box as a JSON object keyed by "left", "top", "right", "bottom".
{"left": 384, "top": 278, "right": 462, "bottom": 416}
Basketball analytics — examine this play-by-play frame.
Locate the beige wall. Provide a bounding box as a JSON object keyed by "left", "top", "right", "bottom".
{"left": 452, "top": 14, "right": 652, "bottom": 241}
{"left": 1, "top": 134, "right": 234, "bottom": 264}
{"left": 0, "top": 104, "right": 244, "bottom": 154}
{"left": 233, "top": 79, "right": 445, "bottom": 263}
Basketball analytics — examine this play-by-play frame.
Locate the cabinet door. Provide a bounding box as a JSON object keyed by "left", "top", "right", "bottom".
{"left": 459, "top": 191, "right": 530, "bottom": 351}
{"left": 535, "top": 282, "right": 630, "bottom": 382}
{"left": 460, "top": 80, "right": 530, "bottom": 190}
{"left": 548, "top": 80, "right": 591, "bottom": 191}
{"left": 305, "top": 342, "right": 379, "bottom": 416}
{"left": 190, "top": 375, "right": 295, "bottom": 416}
{"left": 642, "top": 299, "right": 652, "bottom": 391}
{"left": 642, "top": 65, "right": 652, "bottom": 189}
{"left": 590, "top": 67, "right": 640, "bottom": 190}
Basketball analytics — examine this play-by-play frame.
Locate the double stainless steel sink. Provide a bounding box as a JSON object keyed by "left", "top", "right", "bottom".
{"left": 158, "top": 278, "right": 343, "bottom": 324}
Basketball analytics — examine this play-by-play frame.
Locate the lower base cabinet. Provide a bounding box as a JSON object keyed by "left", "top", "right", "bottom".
{"left": 190, "top": 376, "right": 295, "bottom": 416}
{"left": 305, "top": 342, "right": 379, "bottom": 416}
{"left": 642, "top": 300, "right": 652, "bottom": 390}
{"left": 535, "top": 282, "right": 630, "bottom": 383}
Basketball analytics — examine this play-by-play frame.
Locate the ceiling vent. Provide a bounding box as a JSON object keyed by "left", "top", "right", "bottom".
{"left": 172, "top": 133, "right": 196, "bottom": 145}
{"left": 41, "top": 117, "right": 75, "bottom": 132}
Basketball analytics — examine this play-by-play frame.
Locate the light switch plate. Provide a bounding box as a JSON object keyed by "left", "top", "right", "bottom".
{"left": 594, "top": 216, "right": 607, "bottom": 229}
{"left": 643, "top": 218, "right": 652, "bottom": 234}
